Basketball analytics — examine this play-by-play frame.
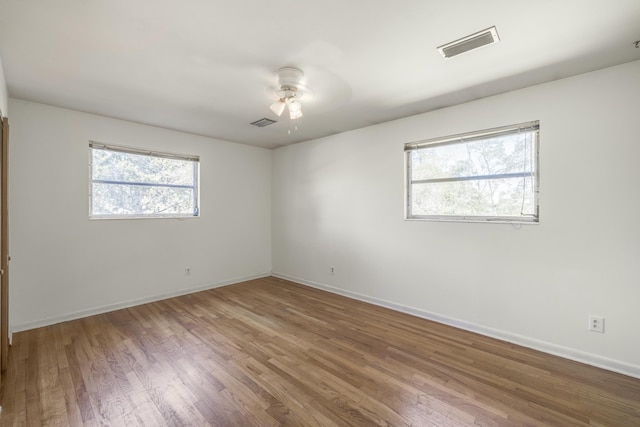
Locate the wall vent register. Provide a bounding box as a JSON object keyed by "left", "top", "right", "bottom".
{"left": 437, "top": 26, "right": 500, "bottom": 59}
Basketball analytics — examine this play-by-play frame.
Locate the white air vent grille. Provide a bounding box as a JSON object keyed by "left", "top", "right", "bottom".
{"left": 250, "top": 118, "right": 277, "bottom": 127}
{"left": 437, "top": 26, "right": 500, "bottom": 59}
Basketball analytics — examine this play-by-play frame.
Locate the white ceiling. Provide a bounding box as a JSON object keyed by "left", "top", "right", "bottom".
{"left": 1, "top": 1, "right": 639, "bottom": 149}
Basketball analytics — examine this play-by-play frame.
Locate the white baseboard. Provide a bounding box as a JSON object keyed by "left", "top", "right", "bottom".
{"left": 272, "top": 272, "right": 640, "bottom": 380}
{"left": 11, "top": 273, "right": 271, "bottom": 334}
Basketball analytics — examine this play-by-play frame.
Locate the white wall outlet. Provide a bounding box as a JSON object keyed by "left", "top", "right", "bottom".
{"left": 329, "top": 266, "right": 335, "bottom": 275}
{"left": 589, "top": 315, "right": 605, "bottom": 333}
{"left": 185, "top": 267, "right": 191, "bottom": 276}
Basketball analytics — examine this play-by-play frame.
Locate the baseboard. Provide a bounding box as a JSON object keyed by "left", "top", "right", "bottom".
{"left": 272, "top": 272, "right": 640, "bottom": 380}
{"left": 11, "top": 272, "right": 271, "bottom": 333}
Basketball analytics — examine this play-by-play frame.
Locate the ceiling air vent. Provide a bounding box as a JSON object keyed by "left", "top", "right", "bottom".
{"left": 250, "top": 118, "right": 277, "bottom": 127}
{"left": 437, "top": 26, "right": 500, "bottom": 59}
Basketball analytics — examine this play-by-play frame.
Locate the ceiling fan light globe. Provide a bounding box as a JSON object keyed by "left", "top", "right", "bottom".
{"left": 288, "top": 100, "right": 302, "bottom": 113}
{"left": 290, "top": 110, "right": 303, "bottom": 120}
{"left": 269, "top": 100, "right": 285, "bottom": 116}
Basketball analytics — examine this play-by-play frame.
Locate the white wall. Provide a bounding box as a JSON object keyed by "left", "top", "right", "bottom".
{"left": 9, "top": 99, "right": 271, "bottom": 330}
{"left": 0, "top": 56, "right": 8, "bottom": 117}
{"left": 272, "top": 60, "right": 640, "bottom": 378}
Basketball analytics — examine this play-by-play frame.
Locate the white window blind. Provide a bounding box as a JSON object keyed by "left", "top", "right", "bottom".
{"left": 89, "top": 142, "right": 200, "bottom": 219}
{"left": 405, "top": 121, "right": 539, "bottom": 223}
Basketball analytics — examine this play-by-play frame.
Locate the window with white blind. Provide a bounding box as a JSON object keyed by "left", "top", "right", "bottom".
{"left": 89, "top": 142, "right": 200, "bottom": 219}
{"left": 405, "top": 121, "right": 539, "bottom": 223}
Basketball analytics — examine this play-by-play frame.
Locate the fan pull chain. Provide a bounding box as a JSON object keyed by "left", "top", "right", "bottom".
{"left": 288, "top": 118, "right": 299, "bottom": 135}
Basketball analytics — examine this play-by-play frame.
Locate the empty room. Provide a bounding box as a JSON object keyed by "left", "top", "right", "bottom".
{"left": 0, "top": 1, "right": 639, "bottom": 425}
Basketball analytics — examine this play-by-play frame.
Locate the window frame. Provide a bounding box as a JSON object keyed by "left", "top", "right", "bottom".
{"left": 88, "top": 141, "right": 200, "bottom": 220}
{"left": 404, "top": 121, "right": 540, "bottom": 224}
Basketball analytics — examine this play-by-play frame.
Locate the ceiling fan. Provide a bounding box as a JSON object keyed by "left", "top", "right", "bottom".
{"left": 268, "top": 67, "right": 309, "bottom": 120}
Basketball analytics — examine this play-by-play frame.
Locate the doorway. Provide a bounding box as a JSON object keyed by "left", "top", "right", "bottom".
{"left": 0, "top": 116, "right": 8, "bottom": 372}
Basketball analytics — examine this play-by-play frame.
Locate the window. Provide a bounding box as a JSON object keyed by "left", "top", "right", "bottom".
{"left": 405, "top": 121, "right": 539, "bottom": 223}
{"left": 89, "top": 142, "right": 199, "bottom": 219}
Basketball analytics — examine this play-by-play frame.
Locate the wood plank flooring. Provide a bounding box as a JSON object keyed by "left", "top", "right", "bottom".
{"left": 1, "top": 276, "right": 639, "bottom": 426}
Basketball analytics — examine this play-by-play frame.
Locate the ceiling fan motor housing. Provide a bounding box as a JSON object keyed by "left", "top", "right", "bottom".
{"left": 276, "top": 67, "right": 305, "bottom": 88}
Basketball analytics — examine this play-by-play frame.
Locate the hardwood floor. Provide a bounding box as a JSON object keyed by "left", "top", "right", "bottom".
{"left": 1, "top": 276, "right": 639, "bottom": 426}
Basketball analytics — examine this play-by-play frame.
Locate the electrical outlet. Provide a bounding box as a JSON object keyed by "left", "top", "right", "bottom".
{"left": 329, "top": 266, "right": 335, "bottom": 275}
{"left": 185, "top": 267, "right": 191, "bottom": 276}
{"left": 589, "top": 315, "right": 605, "bottom": 333}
